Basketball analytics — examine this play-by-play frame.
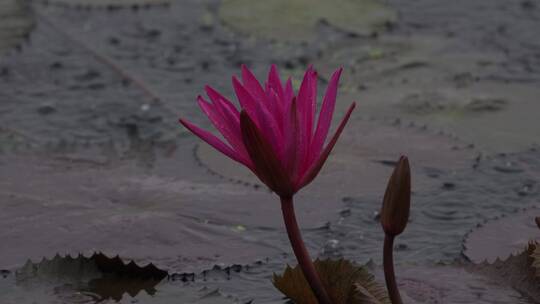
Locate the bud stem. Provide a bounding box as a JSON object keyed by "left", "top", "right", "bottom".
{"left": 383, "top": 234, "right": 403, "bottom": 304}
{"left": 280, "top": 196, "right": 332, "bottom": 304}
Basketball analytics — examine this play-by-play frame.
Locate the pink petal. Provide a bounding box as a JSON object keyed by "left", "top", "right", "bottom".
{"left": 205, "top": 85, "right": 240, "bottom": 117}
{"left": 241, "top": 65, "right": 267, "bottom": 103}
{"left": 298, "top": 102, "right": 356, "bottom": 189}
{"left": 295, "top": 67, "right": 316, "bottom": 173}
{"left": 197, "top": 96, "right": 248, "bottom": 160}
{"left": 268, "top": 64, "right": 285, "bottom": 102}
{"left": 240, "top": 111, "right": 293, "bottom": 196}
{"left": 233, "top": 77, "right": 283, "bottom": 149}
{"left": 233, "top": 76, "right": 260, "bottom": 126}
{"left": 284, "top": 77, "right": 294, "bottom": 108}
{"left": 179, "top": 118, "right": 251, "bottom": 168}
{"left": 282, "top": 98, "right": 299, "bottom": 178}
{"left": 310, "top": 67, "right": 342, "bottom": 163}
{"left": 268, "top": 88, "right": 284, "bottom": 133}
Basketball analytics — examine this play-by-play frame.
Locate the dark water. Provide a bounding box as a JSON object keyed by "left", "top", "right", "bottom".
{"left": 1, "top": 0, "right": 539, "bottom": 303}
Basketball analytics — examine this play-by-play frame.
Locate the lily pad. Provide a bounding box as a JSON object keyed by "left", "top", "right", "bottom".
{"left": 0, "top": 0, "right": 34, "bottom": 56}
{"left": 0, "top": 147, "right": 341, "bottom": 273}
{"left": 462, "top": 207, "right": 540, "bottom": 263}
{"left": 219, "top": 0, "right": 396, "bottom": 42}
{"left": 375, "top": 263, "right": 532, "bottom": 304}
{"left": 468, "top": 242, "right": 540, "bottom": 303}
{"left": 272, "top": 259, "right": 389, "bottom": 304}
{"left": 196, "top": 117, "right": 475, "bottom": 199}
{"left": 315, "top": 35, "right": 540, "bottom": 152}
{"left": 35, "top": 0, "right": 169, "bottom": 7}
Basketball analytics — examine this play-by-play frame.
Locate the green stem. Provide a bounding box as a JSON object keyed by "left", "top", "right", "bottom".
{"left": 383, "top": 234, "right": 403, "bottom": 304}
{"left": 280, "top": 196, "right": 332, "bottom": 304}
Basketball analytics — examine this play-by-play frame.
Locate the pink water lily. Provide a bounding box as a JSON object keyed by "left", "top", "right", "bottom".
{"left": 180, "top": 64, "right": 355, "bottom": 198}
{"left": 179, "top": 65, "right": 355, "bottom": 304}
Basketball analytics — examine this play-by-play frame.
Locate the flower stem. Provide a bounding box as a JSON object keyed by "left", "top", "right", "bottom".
{"left": 280, "top": 196, "right": 332, "bottom": 304}
{"left": 383, "top": 234, "right": 403, "bottom": 304}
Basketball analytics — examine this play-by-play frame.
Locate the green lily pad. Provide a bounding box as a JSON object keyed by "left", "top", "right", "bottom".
{"left": 35, "top": 0, "right": 169, "bottom": 6}
{"left": 0, "top": 0, "right": 34, "bottom": 56}
{"left": 219, "top": 0, "right": 396, "bottom": 42}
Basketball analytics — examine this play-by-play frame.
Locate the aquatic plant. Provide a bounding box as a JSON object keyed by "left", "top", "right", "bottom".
{"left": 380, "top": 156, "right": 411, "bottom": 304}
{"left": 273, "top": 259, "right": 389, "bottom": 304}
{"left": 179, "top": 64, "right": 355, "bottom": 304}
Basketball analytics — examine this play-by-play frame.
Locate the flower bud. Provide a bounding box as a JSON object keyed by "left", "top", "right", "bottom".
{"left": 380, "top": 156, "right": 411, "bottom": 236}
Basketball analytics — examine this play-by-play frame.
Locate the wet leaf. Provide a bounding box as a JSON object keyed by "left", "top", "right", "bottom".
{"left": 463, "top": 207, "right": 540, "bottom": 263}
{"left": 197, "top": 117, "right": 475, "bottom": 199}
{"left": 272, "top": 259, "right": 390, "bottom": 304}
{"left": 219, "top": 0, "right": 395, "bottom": 42}
{"left": 468, "top": 242, "right": 540, "bottom": 303}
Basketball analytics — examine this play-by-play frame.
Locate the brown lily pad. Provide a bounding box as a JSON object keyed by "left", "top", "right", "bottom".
{"left": 462, "top": 207, "right": 540, "bottom": 264}
{"left": 272, "top": 259, "right": 389, "bottom": 304}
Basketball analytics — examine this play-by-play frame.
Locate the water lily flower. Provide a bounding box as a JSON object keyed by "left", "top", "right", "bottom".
{"left": 380, "top": 156, "right": 411, "bottom": 304}
{"left": 180, "top": 64, "right": 355, "bottom": 304}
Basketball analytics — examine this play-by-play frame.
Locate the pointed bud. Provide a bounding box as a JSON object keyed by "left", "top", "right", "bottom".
{"left": 380, "top": 156, "right": 411, "bottom": 237}
{"left": 535, "top": 216, "right": 540, "bottom": 230}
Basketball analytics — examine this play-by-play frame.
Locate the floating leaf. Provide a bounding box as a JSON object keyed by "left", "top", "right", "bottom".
{"left": 468, "top": 242, "right": 540, "bottom": 303}
{"left": 196, "top": 117, "right": 475, "bottom": 200}
{"left": 35, "top": 0, "right": 169, "bottom": 7}
{"left": 219, "top": 0, "right": 395, "bottom": 42}
{"left": 0, "top": 0, "right": 34, "bottom": 56}
{"left": 462, "top": 207, "right": 540, "bottom": 263}
{"left": 272, "top": 259, "right": 390, "bottom": 304}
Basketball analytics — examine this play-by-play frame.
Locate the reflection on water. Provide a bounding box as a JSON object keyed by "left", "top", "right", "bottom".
{"left": 9, "top": 253, "right": 166, "bottom": 303}
{"left": 85, "top": 276, "right": 161, "bottom": 302}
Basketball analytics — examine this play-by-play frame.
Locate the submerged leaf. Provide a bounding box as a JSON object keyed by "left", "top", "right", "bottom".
{"left": 272, "top": 259, "right": 390, "bottom": 304}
